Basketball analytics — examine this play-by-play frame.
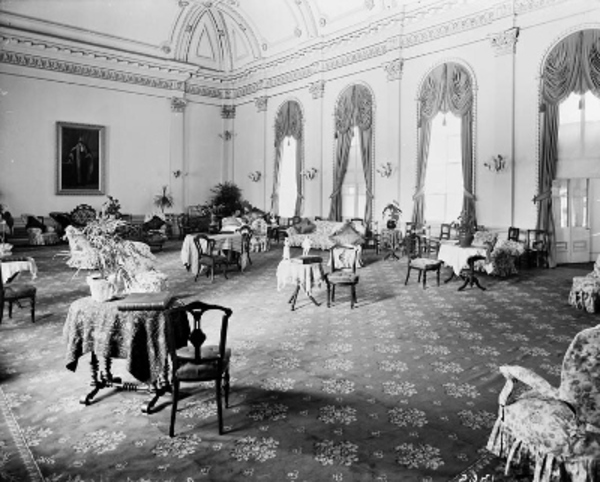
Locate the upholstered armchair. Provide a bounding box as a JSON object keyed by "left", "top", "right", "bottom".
{"left": 487, "top": 324, "right": 600, "bottom": 482}
{"left": 568, "top": 255, "right": 600, "bottom": 313}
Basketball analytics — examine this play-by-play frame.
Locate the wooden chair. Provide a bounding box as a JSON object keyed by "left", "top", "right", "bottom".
{"left": 508, "top": 226, "right": 520, "bottom": 242}
{"left": 526, "top": 229, "right": 549, "bottom": 268}
{"left": 404, "top": 256, "right": 443, "bottom": 289}
{"left": 193, "top": 234, "right": 230, "bottom": 282}
{"left": 440, "top": 223, "right": 451, "bottom": 240}
{"left": 325, "top": 245, "right": 360, "bottom": 309}
{"left": 0, "top": 258, "right": 37, "bottom": 324}
{"left": 238, "top": 225, "right": 253, "bottom": 270}
{"left": 167, "top": 300, "right": 233, "bottom": 437}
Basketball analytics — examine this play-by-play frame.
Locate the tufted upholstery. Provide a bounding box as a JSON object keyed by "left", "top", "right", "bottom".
{"left": 568, "top": 255, "right": 600, "bottom": 313}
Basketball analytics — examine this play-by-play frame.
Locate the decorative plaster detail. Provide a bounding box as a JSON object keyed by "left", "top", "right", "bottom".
{"left": 294, "top": 27, "right": 302, "bottom": 38}
{"left": 178, "top": 0, "right": 190, "bottom": 7}
{"left": 261, "top": 43, "right": 268, "bottom": 51}
{"left": 514, "top": 0, "right": 564, "bottom": 14}
{"left": 171, "top": 97, "right": 187, "bottom": 112}
{"left": 384, "top": 58, "right": 403, "bottom": 81}
{"left": 221, "top": 105, "right": 236, "bottom": 119}
{"left": 161, "top": 43, "right": 172, "bottom": 54}
{"left": 489, "top": 27, "right": 519, "bottom": 56}
{"left": 185, "top": 83, "right": 222, "bottom": 98}
{"left": 309, "top": 79, "right": 325, "bottom": 99}
{"left": 0, "top": 51, "right": 184, "bottom": 91}
{"left": 255, "top": 95, "right": 268, "bottom": 112}
{"left": 365, "top": 0, "right": 375, "bottom": 10}
{"left": 319, "top": 17, "right": 327, "bottom": 27}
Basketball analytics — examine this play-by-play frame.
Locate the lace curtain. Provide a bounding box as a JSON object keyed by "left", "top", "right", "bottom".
{"left": 537, "top": 29, "right": 600, "bottom": 267}
{"left": 329, "top": 85, "right": 373, "bottom": 222}
{"left": 413, "top": 63, "right": 474, "bottom": 227}
{"left": 271, "top": 101, "right": 304, "bottom": 215}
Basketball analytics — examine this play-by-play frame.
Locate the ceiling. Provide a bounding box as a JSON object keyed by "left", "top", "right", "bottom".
{"left": 0, "top": 0, "right": 473, "bottom": 74}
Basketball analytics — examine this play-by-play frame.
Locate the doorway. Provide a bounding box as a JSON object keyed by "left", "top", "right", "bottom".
{"left": 552, "top": 178, "right": 592, "bottom": 264}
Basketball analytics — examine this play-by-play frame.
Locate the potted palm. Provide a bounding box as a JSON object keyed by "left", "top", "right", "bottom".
{"left": 82, "top": 216, "right": 154, "bottom": 301}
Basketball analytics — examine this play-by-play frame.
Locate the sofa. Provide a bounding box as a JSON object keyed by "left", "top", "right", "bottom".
{"left": 471, "top": 231, "right": 525, "bottom": 277}
{"left": 285, "top": 218, "right": 365, "bottom": 253}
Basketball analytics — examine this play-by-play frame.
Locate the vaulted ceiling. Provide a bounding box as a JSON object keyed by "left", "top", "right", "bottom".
{"left": 0, "top": 0, "right": 469, "bottom": 74}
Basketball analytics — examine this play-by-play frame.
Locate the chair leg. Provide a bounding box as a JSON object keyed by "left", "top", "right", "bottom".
{"left": 8, "top": 301, "right": 13, "bottom": 318}
{"left": 331, "top": 285, "right": 336, "bottom": 302}
{"left": 0, "top": 301, "right": 3, "bottom": 324}
{"left": 224, "top": 369, "right": 230, "bottom": 408}
{"left": 326, "top": 282, "right": 331, "bottom": 308}
{"left": 169, "top": 379, "right": 180, "bottom": 437}
{"left": 436, "top": 268, "right": 441, "bottom": 286}
{"left": 417, "top": 271, "right": 422, "bottom": 283}
{"left": 404, "top": 267, "right": 411, "bottom": 285}
{"left": 422, "top": 271, "right": 427, "bottom": 289}
{"left": 351, "top": 285, "right": 357, "bottom": 309}
{"left": 31, "top": 295, "right": 35, "bottom": 323}
{"left": 216, "top": 379, "right": 224, "bottom": 435}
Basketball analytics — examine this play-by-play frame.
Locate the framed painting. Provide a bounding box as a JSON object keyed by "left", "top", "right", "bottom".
{"left": 57, "top": 122, "right": 106, "bottom": 195}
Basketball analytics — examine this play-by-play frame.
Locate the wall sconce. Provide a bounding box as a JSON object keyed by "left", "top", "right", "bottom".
{"left": 173, "top": 170, "right": 182, "bottom": 178}
{"left": 376, "top": 162, "right": 393, "bottom": 178}
{"left": 248, "top": 171, "right": 261, "bottom": 182}
{"left": 218, "top": 130, "right": 235, "bottom": 141}
{"left": 301, "top": 167, "right": 318, "bottom": 180}
{"left": 484, "top": 154, "right": 507, "bottom": 172}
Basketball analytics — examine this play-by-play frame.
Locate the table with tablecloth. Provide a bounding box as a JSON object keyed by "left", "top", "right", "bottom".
{"left": 1, "top": 256, "right": 37, "bottom": 283}
{"left": 63, "top": 296, "right": 189, "bottom": 407}
{"left": 181, "top": 232, "right": 244, "bottom": 274}
{"left": 437, "top": 242, "right": 489, "bottom": 276}
{"left": 277, "top": 258, "right": 325, "bottom": 310}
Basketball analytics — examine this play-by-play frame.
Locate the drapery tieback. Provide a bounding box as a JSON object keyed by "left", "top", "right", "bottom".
{"left": 533, "top": 190, "right": 551, "bottom": 203}
{"left": 330, "top": 188, "right": 342, "bottom": 199}
{"left": 412, "top": 188, "right": 424, "bottom": 200}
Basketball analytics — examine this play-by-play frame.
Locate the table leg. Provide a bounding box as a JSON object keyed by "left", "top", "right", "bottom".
{"left": 444, "top": 271, "right": 457, "bottom": 284}
{"left": 288, "top": 285, "right": 300, "bottom": 311}
{"left": 307, "top": 293, "right": 321, "bottom": 307}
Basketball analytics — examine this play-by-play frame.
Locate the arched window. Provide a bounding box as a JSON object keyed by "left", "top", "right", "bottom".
{"left": 272, "top": 101, "right": 303, "bottom": 217}
{"left": 537, "top": 29, "right": 600, "bottom": 266}
{"left": 413, "top": 62, "right": 474, "bottom": 228}
{"left": 331, "top": 85, "right": 373, "bottom": 222}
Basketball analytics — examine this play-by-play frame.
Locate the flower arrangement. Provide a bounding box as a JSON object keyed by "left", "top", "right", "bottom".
{"left": 102, "top": 195, "right": 121, "bottom": 218}
{"left": 451, "top": 208, "right": 477, "bottom": 247}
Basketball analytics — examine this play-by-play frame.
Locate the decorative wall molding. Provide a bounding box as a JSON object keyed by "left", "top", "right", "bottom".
{"left": 171, "top": 97, "right": 187, "bottom": 112}
{"left": 489, "top": 27, "right": 520, "bottom": 56}
{"left": 383, "top": 58, "right": 403, "bottom": 81}
{"left": 254, "top": 95, "right": 268, "bottom": 112}
{"left": 221, "top": 105, "right": 236, "bottom": 119}
{"left": 308, "top": 79, "right": 325, "bottom": 99}
{"left": 0, "top": 0, "right": 573, "bottom": 100}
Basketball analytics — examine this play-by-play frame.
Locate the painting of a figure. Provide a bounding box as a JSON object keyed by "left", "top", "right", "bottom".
{"left": 57, "top": 122, "right": 105, "bottom": 195}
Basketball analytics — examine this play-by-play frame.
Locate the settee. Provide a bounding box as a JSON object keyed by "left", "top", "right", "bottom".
{"left": 285, "top": 219, "right": 365, "bottom": 252}
{"left": 471, "top": 231, "right": 525, "bottom": 277}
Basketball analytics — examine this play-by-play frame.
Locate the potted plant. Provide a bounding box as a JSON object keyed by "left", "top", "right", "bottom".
{"left": 81, "top": 216, "right": 154, "bottom": 301}
{"left": 102, "top": 195, "right": 122, "bottom": 219}
{"left": 154, "top": 185, "right": 174, "bottom": 214}
{"left": 452, "top": 209, "right": 477, "bottom": 247}
{"left": 382, "top": 201, "right": 402, "bottom": 229}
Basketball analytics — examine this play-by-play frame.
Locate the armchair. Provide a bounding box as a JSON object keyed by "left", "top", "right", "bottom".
{"left": 568, "top": 254, "right": 600, "bottom": 313}
{"left": 487, "top": 324, "right": 600, "bottom": 482}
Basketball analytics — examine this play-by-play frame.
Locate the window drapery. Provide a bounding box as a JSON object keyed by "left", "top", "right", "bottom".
{"left": 413, "top": 63, "right": 474, "bottom": 227}
{"left": 537, "top": 29, "right": 600, "bottom": 267}
{"left": 330, "top": 85, "right": 373, "bottom": 222}
{"left": 271, "top": 101, "right": 303, "bottom": 216}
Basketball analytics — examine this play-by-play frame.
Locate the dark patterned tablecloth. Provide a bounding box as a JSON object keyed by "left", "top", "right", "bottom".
{"left": 63, "top": 297, "right": 189, "bottom": 384}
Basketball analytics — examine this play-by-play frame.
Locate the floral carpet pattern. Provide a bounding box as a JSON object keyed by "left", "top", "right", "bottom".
{"left": 0, "top": 241, "right": 597, "bottom": 482}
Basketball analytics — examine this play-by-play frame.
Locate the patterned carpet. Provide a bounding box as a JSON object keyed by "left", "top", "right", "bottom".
{"left": 0, "top": 240, "right": 597, "bottom": 482}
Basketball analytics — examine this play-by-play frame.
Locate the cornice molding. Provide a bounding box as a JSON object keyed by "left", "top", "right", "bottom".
{"left": 0, "top": 0, "right": 573, "bottom": 99}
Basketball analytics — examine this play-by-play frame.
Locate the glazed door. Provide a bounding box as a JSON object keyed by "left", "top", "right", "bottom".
{"left": 552, "top": 178, "right": 591, "bottom": 264}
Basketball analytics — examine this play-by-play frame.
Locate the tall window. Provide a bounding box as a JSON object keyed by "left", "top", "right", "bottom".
{"left": 278, "top": 136, "right": 298, "bottom": 217}
{"left": 423, "top": 113, "right": 463, "bottom": 223}
{"left": 341, "top": 126, "right": 367, "bottom": 219}
{"left": 558, "top": 91, "right": 600, "bottom": 162}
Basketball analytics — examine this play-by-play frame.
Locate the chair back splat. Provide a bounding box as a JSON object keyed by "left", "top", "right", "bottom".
{"left": 0, "top": 258, "right": 37, "bottom": 324}
{"left": 167, "top": 300, "right": 233, "bottom": 437}
{"left": 325, "top": 245, "right": 360, "bottom": 308}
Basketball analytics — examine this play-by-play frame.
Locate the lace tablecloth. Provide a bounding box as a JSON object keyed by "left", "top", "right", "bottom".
{"left": 63, "top": 297, "right": 188, "bottom": 383}
{"left": 437, "top": 242, "right": 488, "bottom": 275}
{"left": 276, "top": 259, "right": 325, "bottom": 295}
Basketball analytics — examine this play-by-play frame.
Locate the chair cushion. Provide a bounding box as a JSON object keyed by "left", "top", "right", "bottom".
{"left": 4, "top": 283, "right": 37, "bottom": 299}
{"left": 295, "top": 218, "right": 316, "bottom": 234}
{"left": 410, "top": 258, "right": 442, "bottom": 270}
{"left": 220, "top": 216, "right": 243, "bottom": 233}
{"left": 144, "top": 215, "right": 166, "bottom": 231}
{"left": 329, "top": 222, "right": 363, "bottom": 246}
{"left": 328, "top": 272, "right": 359, "bottom": 284}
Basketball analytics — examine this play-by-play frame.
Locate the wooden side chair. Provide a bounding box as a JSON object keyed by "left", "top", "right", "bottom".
{"left": 0, "top": 258, "right": 37, "bottom": 324}
{"left": 404, "top": 256, "right": 443, "bottom": 289}
{"left": 325, "top": 245, "right": 360, "bottom": 309}
{"left": 526, "top": 229, "right": 549, "bottom": 268}
{"left": 167, "top": 300, "right": 233, "bottom": 437}
{"left": 238, "top": 225, "right": 253, "bottom": 270}
{"left": 508, "top": 226, "right": 520, "bottom": 242}
{"left": 193, "top": 234, "right": 229, "bottom": 282}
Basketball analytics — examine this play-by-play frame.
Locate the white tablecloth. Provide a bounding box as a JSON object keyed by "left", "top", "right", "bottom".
{"left": 1, "top": 257, "right": 38, "bottom": 283}
{"left": 276, "top": 259, "right": 324, "bottom": 295}
{"left": 437, "top": 242, "right": 488, "bottom": 276}
{"left": 181, "top": 233, "right": 243, "bottom": 274}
